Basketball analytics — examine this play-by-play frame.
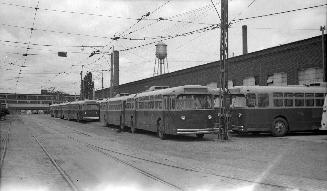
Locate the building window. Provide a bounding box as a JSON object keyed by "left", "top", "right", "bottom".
{"left": 298, "top": 68, "right": 323, "bottom": 85}
{"left": 267, "top": 73, "right": 287, "bottom": 86}
{"left": 243, "top": 77, "right": 255, "bottom": 86}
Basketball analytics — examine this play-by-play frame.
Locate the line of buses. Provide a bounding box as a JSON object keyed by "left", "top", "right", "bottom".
{"left": 50, "top": 84, "right": 327, "bottom": 139}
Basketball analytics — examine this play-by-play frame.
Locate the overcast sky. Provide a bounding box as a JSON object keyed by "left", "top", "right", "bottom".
{"left": 0, "top": 0, "right": 326, "bottom": 94}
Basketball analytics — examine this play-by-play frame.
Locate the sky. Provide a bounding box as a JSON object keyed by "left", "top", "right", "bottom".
{"left": 0, "top": 0, "right": 326, "bottom": 95}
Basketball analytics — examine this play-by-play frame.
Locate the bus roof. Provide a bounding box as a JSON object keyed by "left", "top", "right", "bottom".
{"left": 107, "top": 94, "right": 137, "bottom": 102}
{"left": 135, "top": 85, "right": 211, "bottom": 98}
{"left": 230, "top": 86, "right": 327, "bottom": 94}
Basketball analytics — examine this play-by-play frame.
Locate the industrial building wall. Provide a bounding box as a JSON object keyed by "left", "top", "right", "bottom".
{"left": 95, "top": 35, "right": 325, "bottom": 98}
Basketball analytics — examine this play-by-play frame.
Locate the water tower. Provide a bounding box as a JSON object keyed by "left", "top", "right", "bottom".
{"left": 154, "top": 42, "right": 168, "bottom": 76}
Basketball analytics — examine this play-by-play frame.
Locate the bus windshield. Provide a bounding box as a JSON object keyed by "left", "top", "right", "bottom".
{"left": 176, "top": 94, "right": 213, "bottom": 109}
{"left": 83, "top": 104, "right": 99, "bottom": 110}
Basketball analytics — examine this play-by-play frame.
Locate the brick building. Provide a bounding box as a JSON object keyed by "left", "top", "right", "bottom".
{"left": 95, "top": 35, "right": 326, "bottom": 99}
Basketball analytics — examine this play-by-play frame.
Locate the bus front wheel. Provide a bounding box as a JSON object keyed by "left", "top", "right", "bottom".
{"left": 272, "top": 118, "right": 288, "bottom": 137}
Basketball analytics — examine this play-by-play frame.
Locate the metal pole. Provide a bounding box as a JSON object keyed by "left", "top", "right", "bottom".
{"left": 80, "top": 71, "right": 82, "bottom": 100}
{"left": 110, "top": 46, "right": 114, "bottom": 98}
{"left": 160, "top": 59, "right": 162, "bottom": 75}
{"left": 82, "top": 65, "right": 84, "bottom": 100}
{"left": 218, "top": 0, "right": 229, "bottom": 140}
{"left": 321, "top": 26, "right": 326, "bottom": 82}
{"left": 101, "top": 70, "right": 104, "bottom": 99}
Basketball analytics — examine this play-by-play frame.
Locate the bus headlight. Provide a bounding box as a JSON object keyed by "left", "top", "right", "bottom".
{"left": 208, "top": 115, "right": 212, "bottom": 119}
{"left": 238, "top": 113, "right": 242, "bottom": 118}
{"left": 181, "top": 115, "right": 186, "bottom": 120}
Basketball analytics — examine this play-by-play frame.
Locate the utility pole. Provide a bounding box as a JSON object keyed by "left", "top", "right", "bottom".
{"left": 80, "top": 65, "right": 84, "bottom": 100}
{"left": 218, "top": 0, "right": 229, "bottom": 140}
{"left": 321, "top": 26, "right": 326, "bottom": 82}
{"left": 110, "top": 46, "right": 114, "bottom": 98}
{"left": 80, "top": 71, "right": 83, "bottom": 100}
{"left": 101, "top": 69, "right": 109, "bottom": 99}
{"left": 102, "top": 70, "right": 104, "bottom": 99}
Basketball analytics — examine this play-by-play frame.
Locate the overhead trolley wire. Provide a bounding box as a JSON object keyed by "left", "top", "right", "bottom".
{"left": 0, "top": 1, "right": 214, "bottom": 26}
{"left": 0, "top": 23, "right": 121, "bottom": 40}
{"left": 83, "top": 1, "right": 171, "bottom": 71}
{"left": 15, "top": 0, "right": 39, "bottom": 91}
{"left": 231, "top": 3, "right": 327, "bottom": 24}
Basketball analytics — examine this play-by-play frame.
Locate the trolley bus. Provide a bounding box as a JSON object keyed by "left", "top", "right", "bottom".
{"left": 50, "top": 100, "right": 99, "bottom": 122}
{"left": 320, "top": 95, "right": 327, "bottom": 130}
{"left": 103, "top": 85, "right": 219, "bottom": 139}
{"left": 228, "top": 86, "right": 327, "bottom": 136}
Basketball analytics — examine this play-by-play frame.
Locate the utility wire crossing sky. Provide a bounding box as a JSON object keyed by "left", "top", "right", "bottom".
{"left": 0, "top": 0, "right": 326, "bottom": 94}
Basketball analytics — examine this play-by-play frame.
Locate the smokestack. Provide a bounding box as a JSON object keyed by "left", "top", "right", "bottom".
{"left": 242, "top": 25, "right": 248, "bottom": 54}
{"left": 111, "top": 50, "right": 119, "bottom": 95}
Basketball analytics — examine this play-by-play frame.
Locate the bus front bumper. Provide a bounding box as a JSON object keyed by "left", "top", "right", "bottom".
{"left": 231, "top": 125, "right": 246, "bottom": 132}
{"left": 176, "top": 128, "right": 220, "bottom": 134}
{"left": 83, "top": 117, "right": 99, "bottom": 120}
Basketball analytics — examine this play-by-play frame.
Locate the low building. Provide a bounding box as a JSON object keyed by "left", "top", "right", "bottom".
{"left": 0, "top": 90, "right": 79, "bottom": 113}
{"left": 95, "top": 34, "right": 326, "bottom": 98}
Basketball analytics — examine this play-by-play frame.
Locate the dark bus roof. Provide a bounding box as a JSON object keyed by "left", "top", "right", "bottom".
{"left": 229, "top": 85, "right": 327, "bottom": 94}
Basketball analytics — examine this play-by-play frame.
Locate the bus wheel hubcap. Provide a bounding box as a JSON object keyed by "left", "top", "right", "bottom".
{"left": 275, "top": 122, "right": 284, "bottom": 132}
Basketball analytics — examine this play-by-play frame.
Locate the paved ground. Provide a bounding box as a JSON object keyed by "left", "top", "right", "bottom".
{"left": 1, "top": 114, "right": 327, "bottom": 191}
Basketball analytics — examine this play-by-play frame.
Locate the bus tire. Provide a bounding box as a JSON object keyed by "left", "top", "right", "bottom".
{"left": 272, "top": 118, "right": 288, "bottom": 137}
{"left": 196, "top": 134, "right": 204, "bottom": 139}
{"left": 157, "top": 121, "right": 166, "bottom": 140}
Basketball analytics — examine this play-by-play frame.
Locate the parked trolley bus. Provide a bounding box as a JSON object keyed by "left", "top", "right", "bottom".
{"left": 228, "top": 86, "right": 327, "bottom": 136}
{"left": 50, "top": 100, "right": 99, "bottom": 122}
{"left": 320, "top": 95, "right": 327, "bottom": 130}
{"left": 102, "top": 85, "right": 219, "bottom": 139}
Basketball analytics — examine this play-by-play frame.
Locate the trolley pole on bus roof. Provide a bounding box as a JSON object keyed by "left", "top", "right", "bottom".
{"left": 217, "top": 0, "right": 229, "bottom": 140}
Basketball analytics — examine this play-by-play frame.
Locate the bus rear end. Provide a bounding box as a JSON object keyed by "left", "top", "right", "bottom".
{"left": 80, "top": 102, "right": 99, "bottom": 121}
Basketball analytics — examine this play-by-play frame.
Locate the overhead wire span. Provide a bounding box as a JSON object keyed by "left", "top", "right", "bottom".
{"left": 231, "top": 3, "right": 327, "bottom": 24}
{"left": 15, "top": 0, "right": 39, "bottom": 91}
{"left": 0, "top": 23, "right": 123, "bottom": 40}
{"left": 83, "top": 0, "right": 171, "bottom": 71}
{"left": 0, "top": 1, "right": 213, "bottom": 25}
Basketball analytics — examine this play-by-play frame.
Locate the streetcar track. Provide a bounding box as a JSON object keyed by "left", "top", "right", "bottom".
{"left": 73, "top": 136, "right": 299, "bottom": 191}
{"left": 0, "top": 121, "right": 11, "bottom": 171}
{"left": 37, "top": 117, "right": 303, "bottom": 190}
{"left": 33, "top": 119, "right": 183, "bottom": 191}
{"left": 31, "top": 133, "right": 80, "bottom": 191}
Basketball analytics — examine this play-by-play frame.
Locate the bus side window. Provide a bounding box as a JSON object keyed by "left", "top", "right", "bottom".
{"left": 305, "top": 93, "right": 314, "bottom": 107}
{"left": 171, "top": 97, "right": 176, "bottom": 110}
{"left": 315, "top": 93, "right": 324, "bottom": 107}
{"left": 295, "top": 93, "right": 304, "bottom": 107}
{"left": 258, "top": 93, "right": 269, "bottom": 107}
{"left": 246, "top": 93, "right": 256, "bottom": 107}
{"left": 284, "top": 93, "right": 293, "bottom": 107}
